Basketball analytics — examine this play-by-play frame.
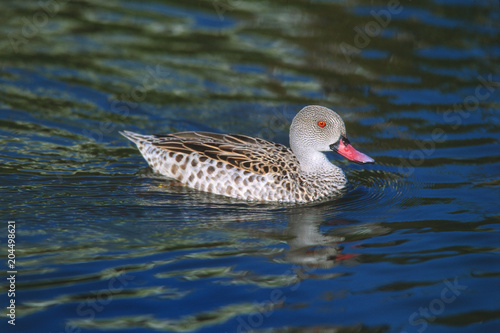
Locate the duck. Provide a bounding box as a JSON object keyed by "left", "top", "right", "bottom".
{"left": 120, "top": 105, "right": 374, "bottom": 203}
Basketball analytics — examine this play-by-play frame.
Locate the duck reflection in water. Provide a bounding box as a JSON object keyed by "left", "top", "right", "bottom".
{"left": 130, "top": 180, "right": 390, "bottom": 270}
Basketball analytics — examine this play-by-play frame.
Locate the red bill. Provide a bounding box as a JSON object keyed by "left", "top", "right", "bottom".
{"left": 332, "top": 137, "right": 375, "bottom": 164}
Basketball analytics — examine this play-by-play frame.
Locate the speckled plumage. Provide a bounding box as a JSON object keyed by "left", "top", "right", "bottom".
{"left": 121, "top": 105, "right": 374, "bottom": 203}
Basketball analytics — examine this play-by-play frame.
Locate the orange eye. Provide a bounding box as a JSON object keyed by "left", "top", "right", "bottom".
{"left": 318, "top": 121, "right": 326, "bottom": 128}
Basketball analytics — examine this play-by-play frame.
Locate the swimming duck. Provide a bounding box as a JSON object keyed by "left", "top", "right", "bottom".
{"left": 121, "top": 105, "right": 374, "bottom": 203}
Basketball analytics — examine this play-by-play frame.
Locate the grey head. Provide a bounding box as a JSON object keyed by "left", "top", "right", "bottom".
{"left": 289, "top": 105, "right": 374, "bottom": 173}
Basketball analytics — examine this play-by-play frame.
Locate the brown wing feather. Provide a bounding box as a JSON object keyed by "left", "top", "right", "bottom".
{"left": 156, "top": 131, "right": 275, "bottom": 146}
{"left": 150, "top": 131, "right": 297, "bottom": 175}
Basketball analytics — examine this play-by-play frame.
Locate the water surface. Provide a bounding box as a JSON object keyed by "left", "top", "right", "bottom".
{"left": 0, "top": 1, "right": 499, "bottom": 332}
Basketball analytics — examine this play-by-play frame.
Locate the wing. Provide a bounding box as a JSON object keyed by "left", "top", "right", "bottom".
{"left": 150, "top": 131, "right": 297, "bottom": 175}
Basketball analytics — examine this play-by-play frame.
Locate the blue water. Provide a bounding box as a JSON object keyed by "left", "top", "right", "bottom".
{"left": 0, "top": 1, "right": 499, "bottom": 332}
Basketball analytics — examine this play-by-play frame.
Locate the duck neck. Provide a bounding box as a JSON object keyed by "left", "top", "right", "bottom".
{"left": 292, "top": 145, "right": 339, "bottom": 174}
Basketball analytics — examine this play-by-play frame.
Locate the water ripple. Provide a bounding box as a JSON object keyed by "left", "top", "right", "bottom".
{"left": 339, "top": 167, "right": 419, "bottom": 214}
